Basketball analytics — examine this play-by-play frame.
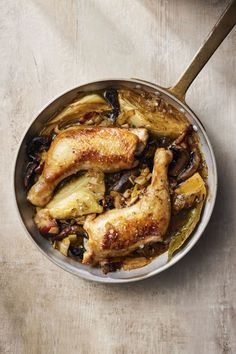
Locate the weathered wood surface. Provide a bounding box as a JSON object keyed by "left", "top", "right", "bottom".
{"left": 0, "top": 1, "right": 236, "bottom": 353}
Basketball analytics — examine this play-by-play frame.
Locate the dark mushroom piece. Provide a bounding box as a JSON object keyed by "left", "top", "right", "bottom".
{"left": 24, "top": 160, "right": 42, "bottom": 189}
{"left": 139, "top": 138, "right": 160, "bottom": 169}
{"left": 168, "top": 125, "right": 201, "bottom": 182}
{"left": 169, "top": 147, "right": 190, "bottom": 177}
{"left": 69, "top": 245, "right": 86, "bottom": 260}
{"left": 25, "top": 135, "right": 52, "bottom": 189}
{"left": 27, "top": 135, "right": 51, "bottom": 159}
{"left": 177, "top": 149, "right": 201, "bottom": 182}
{"left": 104, "top": 89, "right": 120, "bottom": 122}
{"left": 111, "top": 169, "right": 139, "bottom": 193}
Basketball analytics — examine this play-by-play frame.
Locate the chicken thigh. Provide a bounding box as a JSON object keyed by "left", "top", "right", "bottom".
{"left": 83, "top": 148, "right": 172, "bottom": 264}
{"left": 27, "top": 126, "right": 148, "bottom": 207}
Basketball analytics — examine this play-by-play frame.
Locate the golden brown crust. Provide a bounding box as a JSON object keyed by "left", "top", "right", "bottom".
{"left": 101, "top": 219, "right": 163, "bottom": 250}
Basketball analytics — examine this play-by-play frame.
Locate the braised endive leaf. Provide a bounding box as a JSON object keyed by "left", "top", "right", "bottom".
{"left": 118, "top": 90, "right": 189, "bottom": 138}
{"left": 168, "top": 173, "right": 206, "bottom": 259}
{"left": 46, "top": 170, "right": 105, "bottom": 219}
{"left": 43, "top": 94, "right": 110, "bottom": 134}
{"left": 168, "top": 201, "right": 204, "bottom": 259}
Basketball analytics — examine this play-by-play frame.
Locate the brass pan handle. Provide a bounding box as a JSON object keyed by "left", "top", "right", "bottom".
{"left": 169, "top": 0, "right": 236, "bottom": 101}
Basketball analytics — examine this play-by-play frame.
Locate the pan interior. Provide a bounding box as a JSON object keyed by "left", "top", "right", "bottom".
{"left": 14, "top": 79, "right": 217, "bottom": 283}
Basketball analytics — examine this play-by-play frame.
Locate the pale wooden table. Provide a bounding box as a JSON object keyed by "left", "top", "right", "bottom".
{"left": 0, "top": 1, "right": 236, "bottom": 353}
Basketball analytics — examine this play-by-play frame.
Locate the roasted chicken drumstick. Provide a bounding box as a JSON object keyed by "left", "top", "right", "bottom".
{"left": 83, "top": 148, "right": 172, "bottom": 264}
{"left": 27, "top": 127, "right": 148, "bottom": 207}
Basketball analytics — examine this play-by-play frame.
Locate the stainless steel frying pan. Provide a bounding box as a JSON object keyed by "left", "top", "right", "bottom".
{"left": 14, "top": 1, "right": 236, "bottom": 283}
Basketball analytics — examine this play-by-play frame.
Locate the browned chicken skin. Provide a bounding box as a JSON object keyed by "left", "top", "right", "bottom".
{"left": 27, "top": 126, "right": 148, "bottom": 207}
{"left": 83, "top": 148, "right": 172, "bottom": 264}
